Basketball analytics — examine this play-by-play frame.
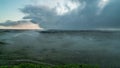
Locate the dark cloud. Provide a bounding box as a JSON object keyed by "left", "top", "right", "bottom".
{"left": 20, "top": 0, "right": 120, "bottom": 30}
{"left": 21, "top": 5, "right": 58, "bottom": 29}
{"left": 0, "top": 20, "right": 40, "bottom": 29}
{"left": 0, "top": 20, "right": 30, "bottom": 26}
{"left": 1, "top": 0, "right": 119, "bottom": 30}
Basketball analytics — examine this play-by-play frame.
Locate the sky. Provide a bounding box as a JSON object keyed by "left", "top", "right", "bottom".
{"left": 0, "top": 0, "right": 120, "bottom": 30}
{"left": 0, "top": 0, "right": 41, "bottom": 29}
{"left": 0, "top": 0, "right": 32, "bottom": 22}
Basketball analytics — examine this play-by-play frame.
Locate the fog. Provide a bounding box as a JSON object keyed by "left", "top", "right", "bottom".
{"left": 0, "top": 30, "right": 120, "bottom": 67}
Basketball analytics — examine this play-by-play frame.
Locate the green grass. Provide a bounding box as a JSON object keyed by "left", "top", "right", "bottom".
{"left": 0, "top": 63, "right": 99, "bottom": 68}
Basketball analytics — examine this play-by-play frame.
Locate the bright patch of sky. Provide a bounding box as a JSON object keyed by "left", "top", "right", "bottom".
{"left": 32, "top": 0, "right": 81, "bottom": 15}
{"left": 97, "top": 0, "right": 110, "bottom": 15}
{"left": 0, "top": 0, "right": 32, "bottom": 22}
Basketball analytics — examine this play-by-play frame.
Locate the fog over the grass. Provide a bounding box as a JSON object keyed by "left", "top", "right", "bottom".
{"left": 1, "top": 30, "right": 120, "bottom": 68}
{"left": 0, "top": 0, "right": 120, "bottom": 30}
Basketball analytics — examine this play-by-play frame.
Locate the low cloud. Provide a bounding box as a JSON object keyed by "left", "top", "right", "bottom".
{"left": 0, "top": 20, "right": 41, "bottom": 29}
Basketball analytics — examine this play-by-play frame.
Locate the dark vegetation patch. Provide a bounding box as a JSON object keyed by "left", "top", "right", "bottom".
{"left": 0, "top": 41, "right": 7, "bottom": 45}
{"left": 0, "top": 63, "right": 99, "bottom": 68}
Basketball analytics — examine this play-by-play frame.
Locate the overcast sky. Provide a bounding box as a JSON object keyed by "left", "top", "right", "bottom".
{"left": 0, "top": 0, "right": 120, "bottom": 30}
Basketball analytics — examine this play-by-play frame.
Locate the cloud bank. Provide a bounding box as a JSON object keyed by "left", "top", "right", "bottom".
{"left": 20, "top": 0, "right": 120, "bottom": 30}
{"left": 0, "top": 20, "right": 41, "bottom": 29}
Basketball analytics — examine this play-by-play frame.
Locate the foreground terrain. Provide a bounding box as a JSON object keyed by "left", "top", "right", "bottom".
{"left": 0, "top": 29, "right": 120, "bottom": 68}
{"left": 0, "top": 63, "right": 99, "bottom": 68}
